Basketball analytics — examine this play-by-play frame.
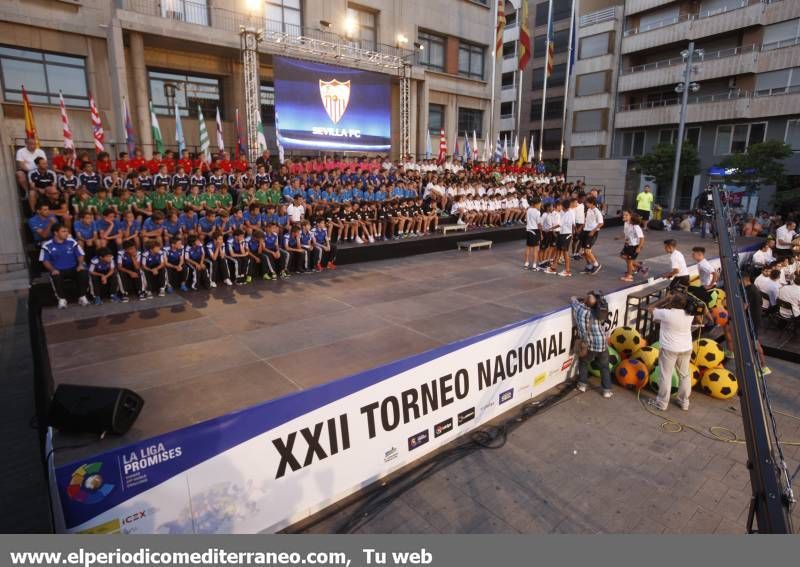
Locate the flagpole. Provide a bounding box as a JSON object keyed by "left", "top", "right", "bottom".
{"left": 538, "top": 0, "right": 554, "bottom": 163}
{"left": 515, "top": 7, "right": 523, "bottom": 135}
{"left": 489, "top": 0, "right": 500, "bottom": 146}
{"left": 558, "top": 0, "right": 576, "bottom": 172}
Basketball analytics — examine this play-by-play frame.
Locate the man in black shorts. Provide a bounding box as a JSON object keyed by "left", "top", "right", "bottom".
{"left": 523, "top": 197, "right": 542, "bottom": 271}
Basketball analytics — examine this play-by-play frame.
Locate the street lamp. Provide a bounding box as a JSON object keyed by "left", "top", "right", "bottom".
{"left": 667, "top": 42, "right": 703, "bottom": 212}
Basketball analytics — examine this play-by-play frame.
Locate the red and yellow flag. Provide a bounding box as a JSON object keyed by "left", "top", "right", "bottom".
{"left": 495, "top": 0, "right": 506, "bottom": 56}
{"left": 518, "top": 0, "right": 531, "bottom": 70}
{"left": 21, "top": 85, "right": 40, "bottom": 148}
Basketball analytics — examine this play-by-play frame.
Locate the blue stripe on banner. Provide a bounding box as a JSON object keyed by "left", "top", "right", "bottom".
{"left": 54, "top": 248, "right": 753, "bottom": 529}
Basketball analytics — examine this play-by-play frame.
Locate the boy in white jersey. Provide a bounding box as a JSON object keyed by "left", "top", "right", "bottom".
{"left": 581, "top": 195, "right": 604, "bottom": 275}
{"left": 618, "top": 210, "right": 646, "bottom": 282}
{"left": 546, "top": 198, "right": 574, "bottom": 277}
{"left": 523, "top": 197, "right": 542, "bottom": 271}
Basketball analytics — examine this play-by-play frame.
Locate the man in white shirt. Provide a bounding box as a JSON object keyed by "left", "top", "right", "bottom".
{"left": 755, "top": 268, "right": 782, "bottom": 307}
{"left": 751, "top": 238, "right": 775, "bottom": 267}
{"left": 580, "top": 196, "right": 604, "bottom": 275}
{"left": 523, "top": 197, "right": 542, "bottom": 271}
{"left": 777, "top": 277, "right": 800, "bottom": 318}
{"left": 660, "top": 239, "right": 689, "bottom": 288}
{"left": 775, "top": 221, "right": 797, "bottom": 260}
{"left": 15, "top": 137, "right": 46, "bottom": 195}
{"left": 287, "top": 196, "right": 305, "bottom": 224}
{"left": 648, "top": 292, "right": 696, "bottom": 411}
{"left": 546, "top": 198, "right": 575, "bottom": 277}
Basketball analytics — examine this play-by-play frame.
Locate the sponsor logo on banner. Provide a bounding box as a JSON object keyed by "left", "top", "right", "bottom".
{"left": 67, "top": 462, "right": 114, "bottom": 504}
{"left": 534, "top": 372, "right": 547, "bottom": 386}
{"left": 458, "top": 407, "right": 476, "bottom": 426}
{"left": 561, "top": 356, "right": 574, "bottom": 371}
{"left": 319, "top": 79, "right": 351, "bottom": 124}
{"left": 499, "top": 388, "right": 514, "bottom": 405}
{"left": 407, "top": 430, "right": 429, "bottom": 451}
{"left": 434, "top": 417, "right": 453, "bottom": 438}
{"left": 383, "top": 447, "right": 398, "bottom": 463}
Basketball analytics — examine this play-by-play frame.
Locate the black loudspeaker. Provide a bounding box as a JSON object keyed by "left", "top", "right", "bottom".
{"left": 47, "top": 384, "right": 144, "bottom": 435}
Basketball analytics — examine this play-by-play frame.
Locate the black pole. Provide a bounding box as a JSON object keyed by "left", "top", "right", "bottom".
{"left": 712, "top": 187, "right": 793, "bottom": 533}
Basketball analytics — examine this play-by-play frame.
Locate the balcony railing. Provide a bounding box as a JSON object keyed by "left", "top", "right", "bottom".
{"left": 579, "top": 7, "right": 616, "bottom": 28}
{"left": 622, "top": 44, "right": 757, "bottom": 74}
{"left": 754, "top": 85, "right": 800, "bottom": 97}
{"left": 122, "top": 0, "right": 413, "bottom": 61}
{"left": 622, "top": 0, "right": 771, "bottom": 37}
{"left": 618, "top": 89, "right": 751, "bottom": 111}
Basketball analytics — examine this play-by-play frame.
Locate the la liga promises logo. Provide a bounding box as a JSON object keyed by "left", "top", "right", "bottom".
{"left": 67, "top": 462, "right": 114, "bottom": 504}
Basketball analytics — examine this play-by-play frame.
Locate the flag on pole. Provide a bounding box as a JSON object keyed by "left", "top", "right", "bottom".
{"left": 425, "top": 130, "right": 432, "bottom": 160}
{"left": 502, "top": 135, "right": 509, "bottom": 160}
{"left": 518, "top": 0, "right": 532, "bottom": 70}
{"left": 235, "top": 108, "right": 247, "bottom": 161}
{"left": 527, "top": 135, "right": 534, "bottom": 163}
{"left": 454, "top": 137, "right": 461, "bottom": 162}
{"left": 495, "top": 0, "right": 506, "bottom": 56}
{"left": 257, "top": 121, "right": 268, "bottom": 153}
{"left": 174, "top": 99, "right": 185, "bottom": 154}
{"left": 472, "top": 130, "right": 479, "bottom": 160}
{"left": 519, "top": 136, "right": 528, "bottom": 165}
{"left": 198, "top": 105, "right": 210, "bottom": 161}
{"left": 463, "top": 131, "right": 471, "bottom": 163}
{"left": 438, "top": 129, "right": 447, "bottom": 164}
{"left": 21, "top": 86, "right": 40, "bottom": 148}
{"left": 545, "top": 8, "right": 555, "bottom": 77}
{"left": 149, "top": 100, "right": 163, "bottom": 154}
{"left": 58, "top": 92, "right": 74, "bottom": 150}
{"left": 494, "top": 134, "right": 502, "bottom": 162}
{"left": 89, "top": 92, "right": 104, "bottom": 153}
{"left": 215, "top": 106, "right": 225, "bottom": 152}
{"left": 123, "top": 97, "right": 136, "bottom": 156}
{"left": 484, "top": 135, "right": 491, "bottom": 162}
{"left": 513, "top": 134, "right": 520, "bottom": 162}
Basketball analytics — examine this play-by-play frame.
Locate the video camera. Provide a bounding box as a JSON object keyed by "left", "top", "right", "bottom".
{"left": 666, "top": 283, "right": 707, "bottom": 317}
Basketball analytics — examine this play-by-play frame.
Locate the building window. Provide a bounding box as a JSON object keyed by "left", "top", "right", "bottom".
{"left": 458, "top": 107, "right": 484, "bottom": 138}
{"left": 541, "top": 128, "right": 561, "bottom": 151}
{"left": 572, "top": 145, "right": 605, "bottom": 159}
{"left": 619, "top": 130, "right": 645, "bottom": 157}
{"left": 160, "top": 0, "right": 209, "bottom": 26}
{"left": 149, "top": 70, "right": 222, "bottom": 118}
{"left": 754, "top": 67, "right": 800, "bottom": 96}
{"left": 762, "top": 18, "right": 800, "bottom": 50}
{"left": 531, "top": 63, "right": 566, "bottom": 89}
{"left": 346, "top": 5, "right": 377, "bottom": 51}
{"left": 501, "top": 71, "right": 515, "bottom": 89}
{"left": 505, "top": 9, "right": 517, "bottom": 28}
{"left": 535, "top": 0, "right": 572, "bottom": 26}
{"left": 530, "top": 98, "right": 563, "bottom": 121}
{"left": 265, "top": 0, "right": 302, "bottom": 34}
{"left": 502, "top": 41, "right": 516, "bottom": 59}
{"left": 500, "top": 101, "right": 514, "bottom": 118}
{"left": 573, "top": 109, "right": 607, "bottom": 133}
{"left": 575, "top": 71, "right": 609, "bottom": 96}
{"left": 419, "top": 31, "right": 445, "bottom": 71}
{"left": 428, "top": 103, "right": 444, "bottom": 134}
{"left": 579, "top": 32, "right": 612, "bottom": 59}
{"left": 714, "top": 123, "right": 767, "bottom": 155}
{"left": 533, "top": 29, "right": 570, "bottom": 56}
{"left": 786, "top": 119, "right": 800, "bottom": 151}
{"left": 458, "top": 42, "right": 485, "bottom": 80}
{"left": 0, "top": 45, "right": 89, "bottom": 107}
{"left": 658, "top": 126, "right": 701, "bottom": 149}
{"left": 260, "top": 82, "right": 275, "bottom": 125}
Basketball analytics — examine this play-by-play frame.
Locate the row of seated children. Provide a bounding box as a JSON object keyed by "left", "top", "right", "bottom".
{"left": 449, "top": 195, "right": 528, "bottom": 229}
{"left": 87, "top": 220, "right": 339, "bottom": 303}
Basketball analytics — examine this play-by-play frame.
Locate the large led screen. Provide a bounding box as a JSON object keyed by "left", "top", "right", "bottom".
{"left": 273, "top": 56, "right": 392, "bottom": 152}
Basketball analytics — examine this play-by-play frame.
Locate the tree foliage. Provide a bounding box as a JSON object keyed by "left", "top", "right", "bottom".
{"left": 718, "top": 140, "right": 792, "bottom": 189}
{"left": 636, "top": 142, "right": 701, "bottom": 191}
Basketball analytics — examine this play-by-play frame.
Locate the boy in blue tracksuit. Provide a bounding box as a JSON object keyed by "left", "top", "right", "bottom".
{"left": 184, "top": 235, "right": 213, "bottom": 290}
{"left": 165, "top": 236, "right": 189, "bottom": 292}
{"left": 226, "top": 229, "right": 251, "bottom": 284}
{"left": 117, "top": 239, "right": 146, "bottom": 301}
{"left": 205, "top": 231, "right": 233, "bottom": 286}
{"left": 313, "top": 218, "right": 337, "bottom": 270}
{"left": 142, "top": 239, "right": 168, "bottom": 297}
{"left": 88, "top": 247, "right": 120, "bottom": 304}
{"left": 264, "top": 223, "right": 289, "bottom": 279}
{"left": 283, "top": 225, "right": 307, "bottom": 274}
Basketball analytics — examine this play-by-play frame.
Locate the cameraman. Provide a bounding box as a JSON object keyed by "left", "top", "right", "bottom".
{"left": 571, "top": 291, "right": 613, "bottom": 399}
{"left": 695, "top": 185, "right": 716, "bottom": 240}
{"left": 647, "top": 290, "right": 695, "bottom": 412}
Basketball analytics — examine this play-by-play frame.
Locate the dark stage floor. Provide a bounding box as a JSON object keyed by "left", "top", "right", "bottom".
{"left": 46, "top": 229, "right": 757, "bottom": 466}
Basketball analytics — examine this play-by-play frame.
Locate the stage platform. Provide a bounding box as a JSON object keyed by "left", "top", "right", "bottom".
{"left": 45, "top": 229, "right": 758, "bottom": 468}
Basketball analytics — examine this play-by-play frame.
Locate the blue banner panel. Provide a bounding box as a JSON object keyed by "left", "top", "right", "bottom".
{"left": 274, "top": 57, "right": 391, "bottom": 152}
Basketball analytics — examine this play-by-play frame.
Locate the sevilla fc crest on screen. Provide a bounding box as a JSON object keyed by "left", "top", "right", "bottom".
{"left": 319, "top": 79, "right": 351, "bottom": 125}
{"left": 274, "top": 56, "right": 391, "bottom": 151}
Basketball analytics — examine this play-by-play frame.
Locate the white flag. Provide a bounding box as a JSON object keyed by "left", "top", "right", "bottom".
{"left": 215, "top": 106, "right": 225, "bottom": 152}
{"left": 527, "top": 135, "right": 534, "bottom": 163}
{"left": 502, "top": 135, "right": 508, "bottom": 159}
{"left": 513, "top": 134, "right": 520, "bottom": 162}
{"left": 472, "top": 130, "right": 478, "bottom": 160}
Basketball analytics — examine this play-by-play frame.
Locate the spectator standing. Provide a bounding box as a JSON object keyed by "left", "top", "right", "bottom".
{"left": 571, "top": 291, "right": 613, "bottom": 398}
{"left": 647, "top": 291, "right": 695, "bottom": 411}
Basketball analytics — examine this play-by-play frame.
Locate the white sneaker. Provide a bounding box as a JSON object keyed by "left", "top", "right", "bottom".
{"left": 209, "top": 281, "right": 217, "bottom": 288}
{"left": 355, "top": 236, "right": 364, "bottom": 244}
{"left": 576, "top": 383, "right": 587, "bottom": 393}
{"left": 368, "top": 235, "right": 375, "bottom": 243}
{"left": 224, "top": 278, "right": 233, "bottom": 286}
{"left": 602, "top": 390, "right": 613, "bottom": 399}
{"left": 57, "top": 298, "right": 68, "bottom": 309}
{"left": 158, "top": 288, "right": 166, "bottom": 297}
{"left": 78, "top": 296, "right": 89, "bottom": 307}
{"left": 457, "top": 219, "right": 466, "bottom": 225}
